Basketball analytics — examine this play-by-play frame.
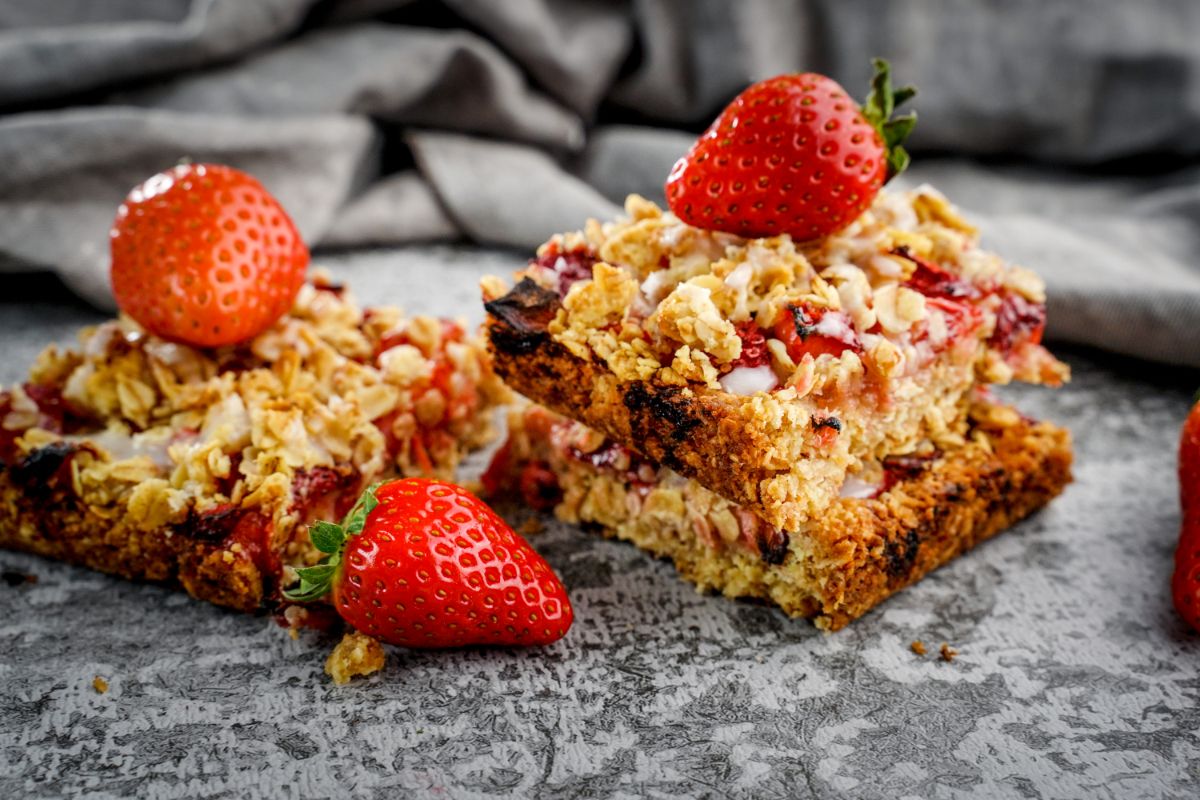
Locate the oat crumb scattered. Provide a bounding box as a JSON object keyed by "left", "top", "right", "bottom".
{"left": 518, "top": 516, "right": 545, "bottom": 536}
{"left": 910, "top": 640, "right": 927, "bottom": 656}
{"left": 92, "top": 676, "right": 109, "bottom": 694}
{"left": 325, "top": 630, "right": 386, "bottom": 685}
{"left": 939, "top": 643, "right": 958, "bottom": 662}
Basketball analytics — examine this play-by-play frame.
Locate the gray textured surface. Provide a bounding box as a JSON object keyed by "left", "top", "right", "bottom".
{"left": 1, "top": 247, "right": 1199, "bottom": 799}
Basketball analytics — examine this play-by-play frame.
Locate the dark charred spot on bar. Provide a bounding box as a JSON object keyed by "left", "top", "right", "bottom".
{"left": 885, "top": 528, "right": 922, "bottom": 578}
{"left": 178, "top": 504, "right": 244, "bottom": 542}
{"left": 485, "top": 278, "right": 562, "bottom": 354}
{"left": 757, "top": 528, "right": 790, "bottom": 565}
{"left": 811, "top": 415, "right": 842, "bottom": 432}
{"left": 622, "top": 382, "right": 704, "bottom": 446}
{"left": 10, "top": 441, "right": 80, "bottom": 490}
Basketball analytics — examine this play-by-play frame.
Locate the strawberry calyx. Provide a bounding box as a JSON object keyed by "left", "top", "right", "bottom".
{"left": 282, "top": 482, "right": 382, "bottom": 603}
{"left": 859, "top": 58, "right": 918, "bottom": 180}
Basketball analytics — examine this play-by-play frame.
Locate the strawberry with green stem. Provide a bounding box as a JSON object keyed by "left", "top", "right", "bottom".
{"left": 284, "top": 479, "right": 574, "bottom": 648}
{"left": 666, "top": 58, "right": 917, "bottom": 240}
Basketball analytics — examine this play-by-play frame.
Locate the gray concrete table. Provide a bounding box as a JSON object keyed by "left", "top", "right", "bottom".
{"left": 1, "top": 247, "right": 1197, "bottom": 799}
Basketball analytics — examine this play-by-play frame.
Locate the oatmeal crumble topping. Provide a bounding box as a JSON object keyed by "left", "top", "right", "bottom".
{"left": 509, "top": 188, "right": 1066, "bottom": 393}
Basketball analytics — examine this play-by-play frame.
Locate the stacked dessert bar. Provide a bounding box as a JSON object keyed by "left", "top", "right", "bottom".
{"left": 483, "top": 189, "right": 1072, "bottom": 629}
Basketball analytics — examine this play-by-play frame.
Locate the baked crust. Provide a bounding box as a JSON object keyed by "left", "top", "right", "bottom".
{"left": 490, "top": 401, "right": 1073, "bottom": 630}
{"left": 1, "top": 453, "right": 268, "bottom": 610}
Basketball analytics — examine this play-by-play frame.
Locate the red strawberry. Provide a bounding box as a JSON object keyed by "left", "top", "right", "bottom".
{"left": 110, "top": 163, "right": 309, "bottom": 348}
{"left": 1174, "top": 398, "right": 1200, "bottom": 632}
{"left": 666, "top": 59, "right": 916, "bottom": 240}
{"left": 772, "top": 303, "right": 861, "bottom": 362}
{"left": 283, "top": 479, "right": 573, "bottom": 648}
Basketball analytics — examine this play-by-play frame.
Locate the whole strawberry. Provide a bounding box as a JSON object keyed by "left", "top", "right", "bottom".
{"left": 284, "top": 479, "right": 574, "bottom": 648}
{"left": 666, "top": 59, "right": 916, "bottom": 240}
{"left": 1174, "top": 397, "right": 1200, "bottom": 632}
{"left": 110, "top": 163, "right": 309, "bottom": 347}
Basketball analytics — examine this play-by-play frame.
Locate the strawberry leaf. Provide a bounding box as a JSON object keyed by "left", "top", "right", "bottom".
{"left": 282, "top": 552, "right": 339, "bottom": 603}
{"left": 310, "top": 521, "right": 345, "bottom": 554}
{"left": 882, "top": 114, "right": 917, "bottom": 149}
{"left": 887, "top": 146, "right": 911, "bottom": 180}
{"left": 892, "top": 86, "right": 917, "bottom": 110}
{"left": 860, "top": 58, "right": 918, "bottom": 181}
{"left": 344, "top": 482, "right": 382, "bottom": 536}
{"left": 282, "top": 483, "right": 384, "bottom": 603}
{"left": 283, "top": 581, "right": 331, "bottom": 604}
{"left": 295, "top": 563, "right": 337, "bottom": 583}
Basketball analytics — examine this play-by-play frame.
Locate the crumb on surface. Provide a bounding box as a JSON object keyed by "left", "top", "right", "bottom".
{"left": 518, "top": 516, "right": 545, "bottom": 536}
{"left": 910, "top": 640, "right": 927, "bottom": 656}
{"left": 2, "top": 571, "right": 37, "bottom": 587}
{"left": 939, "top": 643, "right": 958, "bottom": 662}
{"left": 92, "top": 676, "right": 109, "bottom": 694}
{"left": 325, "top": 630, "right": 386, "bottom": 686}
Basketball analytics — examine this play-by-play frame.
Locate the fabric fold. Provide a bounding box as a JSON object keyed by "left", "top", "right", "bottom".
{"left": 0, "top": 108, "right": 377, "bottom": 308}
{"left": 0, "top": 0, "right": 1197, "bottom": 369}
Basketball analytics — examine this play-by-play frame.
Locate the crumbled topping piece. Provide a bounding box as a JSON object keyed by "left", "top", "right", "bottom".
{"left": 873, "top": 284, "right": 927, "bottom": 335}
{"left": 651, "top": 280, "right": 741, "bottom": 364}
{"left": 939, "top": 643, "right": 958, "bottom": 662}
{"left": 910, "top": 640, "right": 927, "bottom": 656}
{"left": 912, "top": 186, "right": 978, "bottom": 237}
{"left": 325, "top": 630, "right": 386, "bottom": 685}
{"left": 92, "top": 676, "right": 109, "bottom": 694}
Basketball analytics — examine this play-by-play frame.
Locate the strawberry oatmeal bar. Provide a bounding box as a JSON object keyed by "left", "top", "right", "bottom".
{"left": 487, "top": 398, "right": 1071, "bottom": 630}
{"left": 483, "top": 188, "right": 1068, "bottom": 534}
{"left": 0, "top": 275, "right": 507, "bottom": 612}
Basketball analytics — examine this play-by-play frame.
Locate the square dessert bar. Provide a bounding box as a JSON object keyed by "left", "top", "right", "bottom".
{"left": 0, "top": 276, "right": 508, "bottom": 612}
{"left": 488, "top": 400, "right": 1072, "bottom": 630}
{"left": 484, "top": 189, "right": 1068, "bottom": 533}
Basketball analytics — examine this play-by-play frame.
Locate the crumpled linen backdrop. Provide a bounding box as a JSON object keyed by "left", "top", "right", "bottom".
{"left": 1, "top": 0, "right": 1199, "bottom": 368}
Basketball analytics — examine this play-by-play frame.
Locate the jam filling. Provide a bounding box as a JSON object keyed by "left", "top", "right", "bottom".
{"left": 373, "top": 319, "right": 477, "bottom": 476}
{"left": 773, "top": 303, "right": 862, "bottom": 363}
{"left": 182, "top": 504, "right": 280, "bottom": 580}
{"left": 518, "top": 461, "right": 562, "bottom": 511}
{"left": 880, "top": 450, "right": 941, "bottom": 495}
{"left": 533, "top": 244, "right": 598, "bottom": 296}
{"left": 896, "top": 247, "right": 1046, "bottom": 358}
{"left": 291, "top": 464, "right": 360, "bottom": 522}
{"left": 989, "top": 291, "right": 1046, "bottom": 353}
{"left": 727, "top": 320, "right": 769, "bottom": 369}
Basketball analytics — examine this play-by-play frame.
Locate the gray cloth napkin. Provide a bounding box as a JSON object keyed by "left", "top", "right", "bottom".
{"left": 1, "top": 0, "right": 1198, "bottom": 369}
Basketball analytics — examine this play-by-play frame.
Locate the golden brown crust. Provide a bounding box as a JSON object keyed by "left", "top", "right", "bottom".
{"left": 487, "top": 283, "right": 765, "bottom": 506}
{"left": 801, "top": 415, "right": 1072, "bottom": 629}
{"left": 0, "top": 457, "right": 267, "bottom": 610}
